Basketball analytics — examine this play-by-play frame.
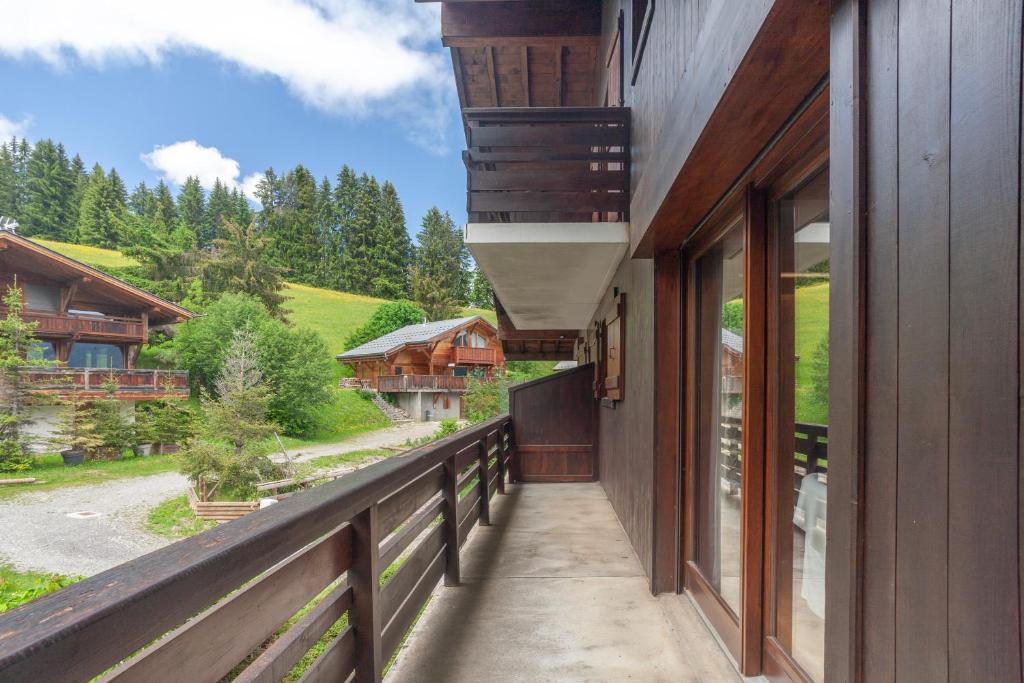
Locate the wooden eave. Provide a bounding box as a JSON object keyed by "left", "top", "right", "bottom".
{"left": 0, "top": 232, "right": 193, "bottom": 325}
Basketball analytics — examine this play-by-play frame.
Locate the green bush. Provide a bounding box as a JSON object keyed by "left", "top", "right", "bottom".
{"left": 435, "top": 417, "right": 460, "bottom": 438}
{"left": 0, "top": 438, "right": 31, "bottom": 473}
{"left": 463, "top": 377, "right": 508, "bottom": 424}
{"left": 343, "top": 300, "right": 425, "bottom": 351}
{"left": 175, "top": 293, "right": 332, "bottom": 436}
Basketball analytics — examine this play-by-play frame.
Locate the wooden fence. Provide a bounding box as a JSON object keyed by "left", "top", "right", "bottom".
{"left": 0, "top": 415, "right": 514, "bottom": 683}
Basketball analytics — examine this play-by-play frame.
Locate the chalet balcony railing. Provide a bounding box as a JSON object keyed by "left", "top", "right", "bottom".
{"left": 0, "top": 307, "right": 146, "bottom": 339}
{"left": 464, "top": 107, "right": 630, "bottom": 223}
{"left": 719, "top": 416, "right": 828, "bottom": 497}
{"left": 378, "top": 374, "right": 468, "bottom": 393}
{"left": 452, "top": 346, "right": 497, "bottom": 365}
{"left": 19, "top": 367, "right": 189, "bottom": 398}
{"left": 0, "top": 416, "right": 513, "bottom": 683}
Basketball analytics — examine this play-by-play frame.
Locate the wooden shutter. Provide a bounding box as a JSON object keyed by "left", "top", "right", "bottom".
{"left": 604, "top": 293, "right": 626, "bottom": 400}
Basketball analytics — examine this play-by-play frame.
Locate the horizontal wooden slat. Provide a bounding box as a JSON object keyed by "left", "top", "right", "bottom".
{"left": 235, "top": 583, "right": 353, "bottom": 683}
{"left": 380, "top": 550, "right": 446, "bottom": 661}
{"left": 459, "top": 505, "right": 481, "bottom": 547}
{"left": 469, "top": 123, "right": 626, "bottom": 148}
{"left": 104, "top": 526, "right": 353, "bottom": 683}
{"left": 0, "top": 414, "right": 511, "bottom": 683}
{"left": 380, "top": 525, "right": 445, "bottom": 623}
{"left": 378, "top": 466, "right": 444, "bottom": 536}
{"left": 469, "top": 190, "right": 628, "bottom": 213}
{"left": 457, "top": 463, "right": 480, "bottom": 491}
{"left": 295, "top": 626, "right": 355, "bottom": 683}
{"left": 465, "top": 149, "right": 628, "bottom": 164}
{"left": 379, "top": 497, "right": 444, "bottom": 570}
{"left": 458, "top": 485, "right": 481, "bottom": 521}
{"left": 464, "top": 106, "right": 630, "bottom": 124}
{"left": 455, "top": 442, "right": 482, "bottom": 470}
{"left": 470, "top": 169, "right": 627, "bottom": 192}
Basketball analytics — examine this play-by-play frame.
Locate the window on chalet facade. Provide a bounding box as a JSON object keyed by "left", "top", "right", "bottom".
{"left": 23, "top": 283, "right": 60, "bottom": 312}
{"left": 69, "top": 343, "right": 124, "bottom": 369}
{"left": 453, "top": 330, "right": 487, "bottom": 348}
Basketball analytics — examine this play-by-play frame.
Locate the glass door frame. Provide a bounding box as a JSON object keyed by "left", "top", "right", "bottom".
{"left": 679, "top": 96, "right": 829, "bottom": 679}
{"left": 681, "top": 187, "right": 767, "bottom": 672}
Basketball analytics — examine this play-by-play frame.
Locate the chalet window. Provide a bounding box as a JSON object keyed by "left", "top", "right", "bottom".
{"left": 28, "top": 340, "right": 56, "bottom": 362}
{"left": 394, "top": 367, "right": 403, "bottom": 375}
{"left": 68, "top": 343, "right": 124, "bottom": 369}
{"left": 453, "top": 367, "right": 468, "bottom": 377}
{"left": 630, "top": 0, "right": 653, "bottom": 85}
{"left": 595, "top": 293, "right": 626, "bottom": 402}
{"left": 23, "top": 283, "right": 59, "bottom": 312}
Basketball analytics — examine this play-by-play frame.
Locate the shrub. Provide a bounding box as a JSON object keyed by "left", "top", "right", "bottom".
{"left": 0, "top": 438, "right": 30, "bottom": 473}
{"left": 175, "top": 293, "right": 333, "bottom": 436}
{"left": 463, "top": 377, "right": 508, "bottom": 424}
{"left": 136, "top": 397, "right": 196, "bottom": 451}
{"left": 90, "top": 378, "right": 135, "bottom": 459}
{"left": 343, "top": 301, "right": 425, "bottom": 351}
{"left": 435, "top": 417, "right": 460, "bottom": 438}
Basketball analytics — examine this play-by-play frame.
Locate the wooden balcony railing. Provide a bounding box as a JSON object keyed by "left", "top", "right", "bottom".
{"left": 464, "top": 107, "right": 630, "bottom": 223}
{"left": 452, "top": 346, "right": 497, "bottom": 365}
{"left": 378, "top": 374, "right": 468, "bottom": 393}
{"left": 0, "top": 416, "right": 513, "bottom": 683}
{"left": 19, "top": 367, "right": 189, "bottom": 398}
{"left": 0, "top": 308, "right": 147, "bottom": 340}
{"left": 719, "top": 416, "right": 828, "bottom": 495}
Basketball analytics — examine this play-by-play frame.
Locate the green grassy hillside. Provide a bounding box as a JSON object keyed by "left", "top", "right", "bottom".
{"left": 30, "top": 239, "right": 496, "bottom": 356}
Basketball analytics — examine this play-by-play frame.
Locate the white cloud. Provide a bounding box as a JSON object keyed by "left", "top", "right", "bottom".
{"left": 0, "top": 114, "right": 31, "bottom": 139}
{"left": 0, "top": 0, "right": 453, "bottom": 150}
{"left": 142, "top": 140, "right": 241, "bottom": 190}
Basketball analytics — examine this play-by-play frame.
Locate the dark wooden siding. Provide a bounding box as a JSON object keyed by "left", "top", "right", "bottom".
{"left": 831, "top": 0, "right": 1024, "bottom": 679}
{"left": 589, "top": 255, "right": 655, "bottom": 577}
{"left": 509, "top": 365, "right": 596, "bottom": 482}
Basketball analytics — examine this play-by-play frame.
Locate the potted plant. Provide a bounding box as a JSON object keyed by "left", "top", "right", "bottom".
{"left": 49, "top": 389, "right": 101, "bottom": 466}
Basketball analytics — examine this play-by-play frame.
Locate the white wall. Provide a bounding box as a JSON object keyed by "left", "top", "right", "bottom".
{"left": 393, "top": 392, "right": 462, "bottom": 422}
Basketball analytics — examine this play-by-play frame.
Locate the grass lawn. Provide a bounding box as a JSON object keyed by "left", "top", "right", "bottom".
{"left": 278, "top": 388, "right": 391, "bottom": 448}
{"left": 0, "top": 453, "right": 180, "bottom": 500}
{"left": 297, "top": 448, "right": 391, "bottom": 475}
{"left": 794, "top": 283, "right": 829, "bottom": 425}
{"left": 146, "top": 494, "right": 216, "bottom": 539}
{"left": 0, "top": 565, "right": 80, "bottom": 613}
{"left": 33, "top": 238, "right": 140, "bottom": 269}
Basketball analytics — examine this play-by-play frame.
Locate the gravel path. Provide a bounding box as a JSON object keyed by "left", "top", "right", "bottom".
{"left": 0, "top": 472, "right": 189, "bottom": 577}
{"left": 0, "top": 421, "right": 440, "bottom": 577}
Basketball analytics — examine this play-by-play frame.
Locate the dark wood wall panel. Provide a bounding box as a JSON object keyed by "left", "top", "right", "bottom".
{"left": 860, "top": 0, "right": 899, "bottom": 680}
{"left": 592, "top": 256, "right": 655, "bottom": 578}
{"left": 894, "top": 2, "right": 951, "bottom": 680}
{"left": 833, "top": 0, "right": 1024, "bottom": 678}
{"left": 509, "top": 364, "right": 596, "bottom": 482}
{"left": 947, "top": 2, "right": 1022, "bottom": 680}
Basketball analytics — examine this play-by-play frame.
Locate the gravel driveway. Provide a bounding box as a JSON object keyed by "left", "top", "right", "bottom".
{"left": 0, "top": 421, "right": 442, "bottom": 577}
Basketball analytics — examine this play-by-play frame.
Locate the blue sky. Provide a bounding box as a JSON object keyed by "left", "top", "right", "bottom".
{"left": 0, "top": 0, "right": 467, "bottom": 241}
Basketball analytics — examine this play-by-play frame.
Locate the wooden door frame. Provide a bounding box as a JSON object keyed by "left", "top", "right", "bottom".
{"left": 672, "top": 85, "right": 831, "bottom": 679}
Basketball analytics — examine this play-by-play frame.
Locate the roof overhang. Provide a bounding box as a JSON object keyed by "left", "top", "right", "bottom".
{"left": 466, "top": 222, "right": 628, "bottom": 330}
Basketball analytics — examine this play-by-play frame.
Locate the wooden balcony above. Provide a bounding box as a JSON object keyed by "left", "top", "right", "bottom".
{"left": 20, "top": 309, "right": 146, "bottom": 341}
{"left": 378, "top": 375, "right": 468, "bottom": 393}
{"left": 20, "top": 367, "right": 189, "bottom": 400}
{"left": 464, "top": 107, "right": 630, "bottom": 223}
{"left": 451, "top": 346, "right": 497, "bottom": 365}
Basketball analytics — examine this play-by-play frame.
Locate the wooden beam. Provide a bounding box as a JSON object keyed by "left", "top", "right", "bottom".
{"left": 469, "top": 190, "right": 627, "bottom": 213}
{"left": 485, "top": 46, "right": 499, "bottom": 107}
{"left": 468, "top": 122, "right": 626, "bottom": 148}
{"left": 469, "top": 169, "right": 627, "bottom": 192}
{"left": 441, "top": 1, "right": 600, "bottom": 44}
{"left": 554, "top": 45, "right": 564, "bottom": 106}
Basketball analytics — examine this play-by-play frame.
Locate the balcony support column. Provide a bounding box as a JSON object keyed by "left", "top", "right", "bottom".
{"left": 351, "top": 504, "right": 383, "bottom": 683}
{"left": 477, "top": 441, "right": 490, "bottom": 526}
{"left": 442, "top": 455, "right": 461, "bottom": 587}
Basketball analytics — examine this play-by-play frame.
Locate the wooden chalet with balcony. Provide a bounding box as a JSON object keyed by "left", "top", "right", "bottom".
{"left": 0, "top": 229, "right": 192, "bottom": 407}
{"left": 337, "top": 316, "right": 504, "bottom": 421}
{"left": 3, "top": 1, "right": 1024, "bottom": 682}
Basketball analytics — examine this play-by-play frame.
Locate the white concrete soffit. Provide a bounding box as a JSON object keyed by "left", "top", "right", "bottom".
{"left": 465, "top": 222, "right": 629, "bottom": 331}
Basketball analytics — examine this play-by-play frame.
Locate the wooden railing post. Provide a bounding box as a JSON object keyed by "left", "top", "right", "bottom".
{"left": 442, "top": 455, "right": 461, "bottom": 586}
{"left": 496, "top": 423, "right": 507, "bottom": 495}
{"left": 477, "top": 440, "right": 490, "bottom": 526}
{"left": 351, "top": 504, "right": 383, "bottom": 683}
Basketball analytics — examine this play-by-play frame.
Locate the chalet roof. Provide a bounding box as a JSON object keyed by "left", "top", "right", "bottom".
{"left": 722, "top": 329, "right": 743, "bottom": 355}
{"left": 0, "top": 231, "right": 193, "bottom": 325}
{"left": 337, "top": 316, "right": 488, "bottom": 361}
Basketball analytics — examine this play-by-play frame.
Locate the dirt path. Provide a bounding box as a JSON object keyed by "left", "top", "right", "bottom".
{"left": 0, "top": 421, "right": 439, "bottom": 577}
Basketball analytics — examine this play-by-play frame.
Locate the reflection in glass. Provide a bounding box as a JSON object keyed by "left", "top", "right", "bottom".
{"left": 773, "top": 169, "right": 828, "bottom": 682}
{"left": 695, "top": 218, "right": 745, "bottom": 616}
{"left": 68, "top": 342, "right": 124, "bottom": 369}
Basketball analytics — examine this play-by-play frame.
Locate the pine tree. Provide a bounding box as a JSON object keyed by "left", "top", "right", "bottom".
{"left": 107, "top": 168, "right": 128, "bottom": 208}
{"left": 129, "top": 181, "right": 152, "bottom": 216}
{"left": 271, "top": 165, "right": 320, "bottom": 283}
{"left": 176, "top": 176, "right": 206, "bottom": 249}
{"left": 415, "top": 207, "right": 470, "bottom": 309}
{"left": 0, "top": 143, "right": 18, "bottom": 220}
{"left": 314, "top": 176, "right": 339, "bottom": 289}
{"left": 67, "top": 154, "right": 88, "bottom": 237}
{"left": 339, "top": 173, "right": 381, "bottom": 295}
{"left": 469, "top": 268, "right": 495, "bottom": 309}
{"left": 202, "top": 218, "right": 288, "bottom": 318}
{"left": 22, "top": 139, "right": 75, "bottom": 239}
{"left": 77, "top": 164, "right": 124, "bottom": 247}
{"left": 205, "top": 179, "right": 233, "bottom": 245}
{"left": 151, "top": 180, "right": 177, "bottom": 237}
{"left": 232, "top": 188, "right": 253, "bottom": 228}
{"left": 370, "top": 180, "right": 413, "bottom": 299}
{"left": 13, "top": 139, "right": 31, "bottom": 215}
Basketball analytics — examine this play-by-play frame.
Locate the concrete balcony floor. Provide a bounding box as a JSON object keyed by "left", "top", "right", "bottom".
{"left": 388, "top": 483, "right": 740, "bottom": 682}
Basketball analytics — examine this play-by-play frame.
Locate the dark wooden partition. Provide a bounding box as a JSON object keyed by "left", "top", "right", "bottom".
{"left": 509, "top": 364, "right": 596, "bottom": 482}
